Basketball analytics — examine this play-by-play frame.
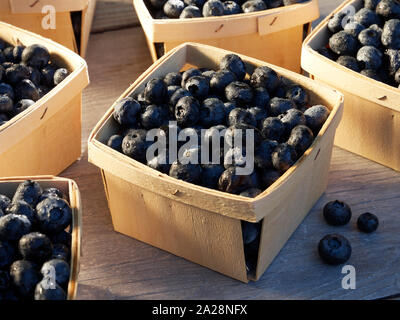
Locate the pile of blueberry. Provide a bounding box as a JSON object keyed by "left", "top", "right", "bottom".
{"left": 320, "top": 0, "right": 400, "bottom": 89}
{"left": 318, "top": 200, "right": 379, "bottom": 265}
{"left": 145, "top": 0, "right": 302, "bottom": 19}
{"left": 0, "top": 181, "right": 73, "bottom": 300}
{"left": 0, "top": 40, "right": 69, "bottom": 127}
{"left": 107, "top": 53, "right": 330, "bottom": 198}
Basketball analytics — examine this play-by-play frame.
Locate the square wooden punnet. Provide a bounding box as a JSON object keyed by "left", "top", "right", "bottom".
{"left": 88, "top": 43, "right": 344, "bottom": 282}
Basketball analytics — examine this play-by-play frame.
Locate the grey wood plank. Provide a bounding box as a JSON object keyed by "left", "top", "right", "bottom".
{"left": 61, "top": 23, "right": 400, "bottom": 300}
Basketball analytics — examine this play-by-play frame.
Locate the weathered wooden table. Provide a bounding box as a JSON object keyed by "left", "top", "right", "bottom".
{"left": 62, "top": 0, "right": 400, "bottom": 300}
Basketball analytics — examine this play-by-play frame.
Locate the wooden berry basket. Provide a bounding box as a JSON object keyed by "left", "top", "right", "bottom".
{"left": 0, "top": 22, "right": 89, "bottom": 177}
{"left": 0, "top": 0, "right": 97, "bottom": 57}
{"left": 88, "top": 43, "right": 344, "bottom": 282}
{"left": 0, "top": 175, "right": 82, "bottom": 300}
{"left": 302, "top": 0, "right": 400, "bottom": 171}
{"left": 133, "top": 0, "right": 320, "bottom": 73}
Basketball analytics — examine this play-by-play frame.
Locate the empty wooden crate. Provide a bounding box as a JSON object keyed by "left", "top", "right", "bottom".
{"left": 0, "top": 22, "right": 89, "bottom": 177}
{"left": 0, "top": 175, "right": 82, "bottom": 300}
{"left": 88, "top": 43, "right": 344, "bottom": 282}
{"left": 133, "top": 0, "right": 320, "bottom": 73}
{"left": 302, "top": 0, "right": 400, "bottom": 171}
{"left": 0, "top": 0, "right": 97, "bottom": 57}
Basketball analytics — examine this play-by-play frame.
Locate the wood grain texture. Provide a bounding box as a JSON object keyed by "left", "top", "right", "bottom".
{"left": 59, "top": 0, "right": 400, "bottom": 300}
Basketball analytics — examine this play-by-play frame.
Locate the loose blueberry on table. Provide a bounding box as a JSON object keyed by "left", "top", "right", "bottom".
{"left": 321, "top": 0, "right": 400, "bottom": 89}
{"left": 146, "top": 0, "right": 303, "bottom": 19}
{"left": 0, "top": 39, "right": 70, "bottom": 127}
{"left": 0, "top": 180, "right": 73, "bottom": 300}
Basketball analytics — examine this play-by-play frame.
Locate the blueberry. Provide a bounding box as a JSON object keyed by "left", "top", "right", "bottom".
{"left": 376, "top": 0, "right": 400, "bottom": 20}
{"left": 147, "top": 153, "right": 171, "bottom": 174}
{"left": 248, "top": 106, "right": 268, "bottom": 128}
{"left": 41, "top": 259, "right": 70, "bottom": 286}
{"left": 203, "top": 0, "right": 224, "bottom": 16}
{"left": 254, "top": 139, "right": 278, "bottom": 169}
{"left": 0, "top": 214, "right": 31, "bottom": 242}
{"left": 329, "top": 31, "right": 358, "bottom": 56}
{"left": 53, "top": 68, "right": 69, "bottom": 85}
{"left": 343, "top": 21, "right": 366, "bottom": 37}
{"left": 252, "top": 87, "right": 270, "bottom": 109}
{"left": 357, "top": 212, "right": 379, "bottom": 233}
{"left": 210, "top": 70, "right": 236, "bottom": 94}
{"left": 113, "top": 97, "right": 141, "bottom": 126}
{"left": 218, "top": 167, "right": 257, "bottom": 194}
{"left": 225, "top": 81, "right": 253, "bottom": 105}
{"left": 323, "top": 200, "right": 352, "bottom": 226}
{"left": 29, "top": 67, "right": 41, "bottom": 86}
{"left": 122, "top": 129, "right": 150, "bottom": 162}
{"left": 250, "top": 66, "right": 279, "bottom": 93}
{"left": 164, "top": 72, "right": 182, "bottom": 86}
{"left": 304, "top": 105, "right": 330, "bottom": 133}
{"left": 395, "top": 68, "right": 400, "bottom": 83}
{"left": 317, "top": 47, "right": 338, "bottom": 60}
{"left": 0, "top": 240, "right": 15, "bottom": 269}
{"left": 185, "top": 76, "right": 210, "bottom": 99}
{"left": 287, "top": 125, "right": 314, "bottom": 156}
{"left": 184, "top": 0, "right": 205, "bottom": 6}
{"left": 364, "top": 0, "right": 380, "bottom": 10}
{"left": 327, "top": 12, "right": 347, "bottom": 33}
{"left": 12, "top": 180, "right": 43, "bottom": 207}
{"left": 279, "top": 108, "right": 306, "bottom": 134}
{"left": 220, "top": 54, "right": 246, "bottom": 81}
{"left": 260, "top": 117, "right": 285, "bottom": 141}
{"left": 18, "top": 232, "right": 53, "bottom": 263}
{"left": 10, "top": 260, "right": 40, "bottom": 297}
{"left": 141, "top": 104, "right": 169, "bottom": 129}
{"left": 144, "top": 78, "right": 167, "bottom": 104}
{"left": 259, "top": 169, "right": 281, "bottom": 188}
{"left": 51, "top": 243, "right": 70, "bottom": 261}
{"left": 38, "top": 188, "right": 64, "bottom": 202}
{"left": 200, "top": 97, "right": 225, "bottom": 127}
{"left": 361, "top": 68, "right": 382, "bottom": 81}
{"left": 357, "top": 45, "right": 383, "bottom": 70}
{"left": 5, "top": 64, "right": 30, "bottom": 85}
{"left": 381, "top": 19, "right": 400, "bottom": 49}
{"left": 286, "top": 86, "right": 308, "bottom": 110}
{"left": 14, "top": 99, "right": 35, "bottom": 115}
{"left": 272, "top": 143, "right": 297, "bottom": 172}
{"left": 0, "top": 270, "right": 10, "bottom": 291}
{"left": 358, "top": 25, "right": 382, "bottom": 47}
{"left": 107, "top": 134, "right": 123, "bottom": 152}
{"left": 169, "top": 88, "right": 192, "bottom": 108}
{"left": 318, "top": 234, "right": 351, "bottom": 265}
{"left": 36, "top": 197, "right": 72, "bottom": 234}
{"left": 354, "top": 8, "right": 382, "bottom": 27}
{"left": 0, "top": 95, "right": 13, "bottom": 113}
{"left": 240, "top": 188, "right": 262, "bottom": 198}
{"left": 269, "top": 97, "right": 296, "bottom": 117}
{"left": 336, "top": 55, "right": 361, "bottom": 72}
{"left": 169, "top": 161, "right": 202, "bottom": 183}
{"left": 223, "top": 1, "right": 241, "bottom": 14}
{"left": 0, "top": 194, "right": 11, "bottom": 212}
{"left": 242, "top": 0, "right": 267, "bottom": 12}
{"left": 14, "top": 79, "right": 39, "bottom": 101}
{"left": 181, "top": 68, "right": 202, "bottom": 87}
{"left": 241, "top": 221, "right": 260, "bottom": 244}
{"left": 163, "top": 0, "right": 185, "bottom": 18}
{"left": 224, "top": 146, "right": 249, "bottom": 168}
{"left": 225, "top": 123, "right": 262, "bottom": 148}
{"left": 228, "top": 108, "right": 257, "bottom": 127}
{"left": 175, "top": 96, "right": 200, "bottom": 127}
{"left": 6, "top": 200, "right": 36, "bottom": 225}
{"left": 50, "top": 231, "right": 71, "bottom": 248}
{"left": 41, "top": 65, "right": 56, "bottom": 87}
{"left": 150, "top": 0, "right": 168, "bottom": 9}
{"left": 22, "top": 44, "right": 50, "bottom": 69}
{"left": 203, "top": 125, "right": 227, "bottom": 151}
{"left": 0, "top": 82, "right": 14, "bottom": 99}
{"left": 3, "top": 47, "right": 14, "bottom": 62}
{"left": 385, "top": 49, "right": 400, "bottom": 75}
{"left": 34, "top": 279, "right": 66, "bottom": 300}
{"left": 180, "top": 6, "right": 202, "bottom": 18}
{"left": 200, "top": 164, "right": 225, "bottom": 189}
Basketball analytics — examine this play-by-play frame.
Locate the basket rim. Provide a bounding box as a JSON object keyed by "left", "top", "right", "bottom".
{"left": 88, "top": 42, "right": 344, "bottom": 222}
{"left": 0, "top": 175, "right": 82, "bottom": 300}
{"left": 302, "top": 0, "right": 400, "bottom": 112}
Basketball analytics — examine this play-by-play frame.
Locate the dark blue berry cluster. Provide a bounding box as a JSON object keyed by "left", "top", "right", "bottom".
{"left": 321, "top": 0, "right": 400, "bottom": 88}
{"left": 318, "top": 200, "right": 379, "bottom": 265}
{"left": 0, "top": 181, "right": 73, "bottom": 300}
{"left": 0, "top": 40, "right": 69, "bottom": 127}
{"left": 146, "top": 0, "right": 302, "bottom": 19}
